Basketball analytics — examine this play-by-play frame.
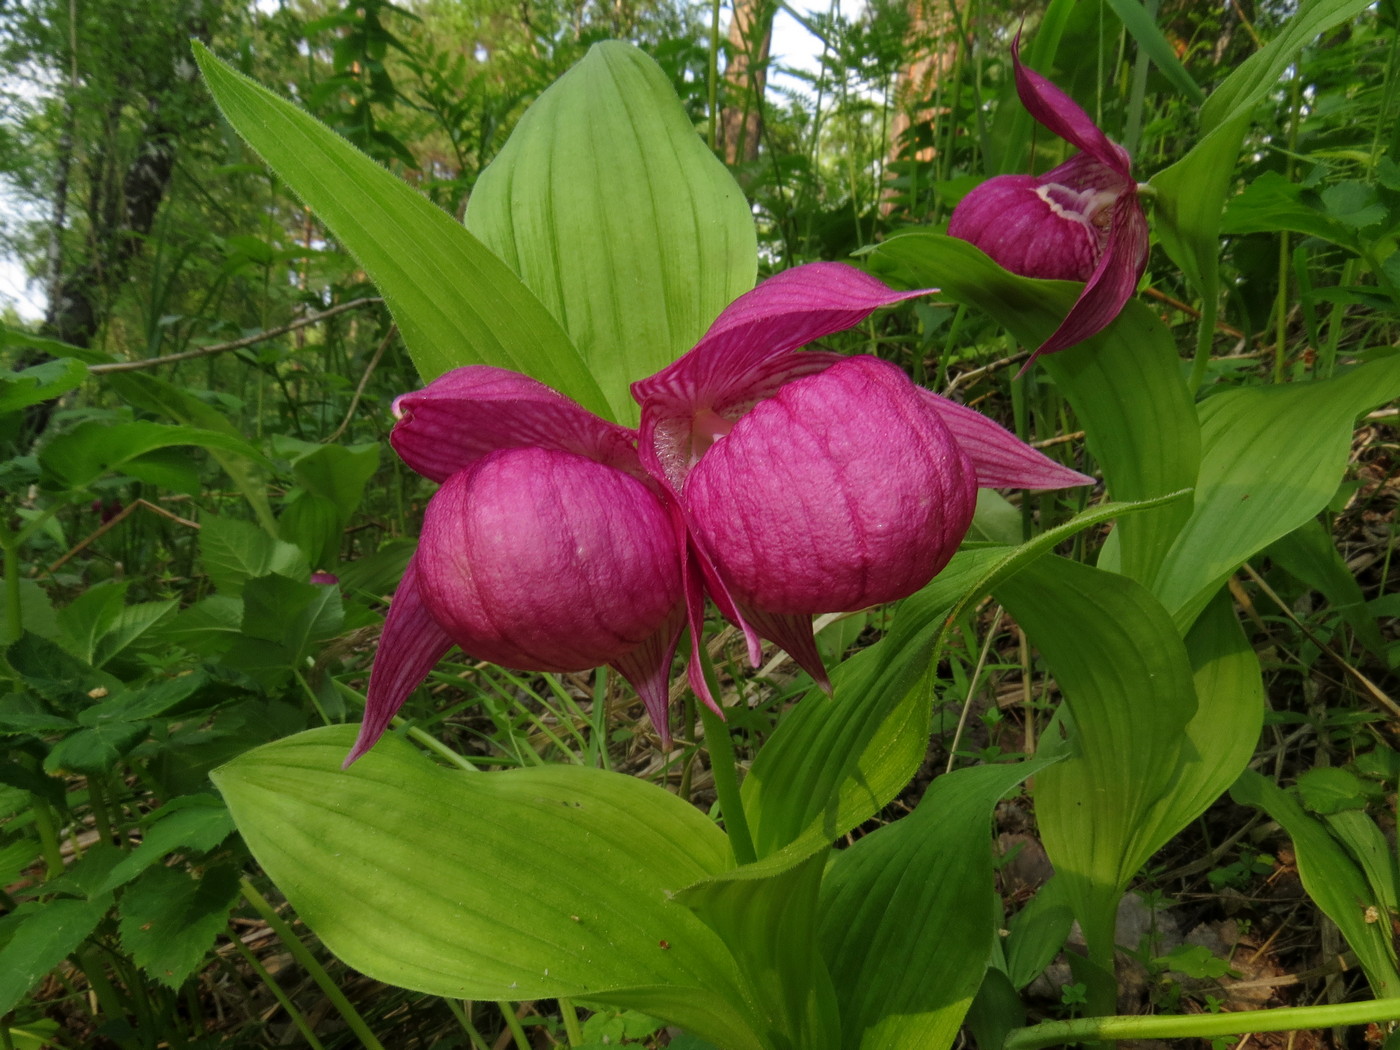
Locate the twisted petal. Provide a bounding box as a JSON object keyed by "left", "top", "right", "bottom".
{"left": 346, "top": 557, "right": 453, "bottom": 766}
{"left": 1012, "top": 36, "right": 1130, "bottom": 177}
{"left": 1032, "top": 190, "right": 1150, "bottom": 362}
{"left": 919, "top": 392, "right": 1095, "bottom": 490}
{"left": 391, "top": 365, "right": 641, "bottom": 483}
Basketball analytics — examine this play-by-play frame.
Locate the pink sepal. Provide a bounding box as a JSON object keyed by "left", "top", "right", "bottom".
{"left": 345, "top": 557, "right": 453, "bottom": 766}
{"left": 391, "top": 365, "right": 640, "bottom": 483}
{"left": 919, "top": 392, "right": 1095, "bottom": 490}
{"left": 1012, "top": 35, "right": 1129, "bottom": 176}
{"left": 610, "top": 607, "right": 686, "bottom": 750}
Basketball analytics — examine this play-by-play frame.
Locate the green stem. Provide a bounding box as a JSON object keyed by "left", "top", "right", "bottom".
{"left": 1, "top": 1014, "right": 15, "bottom": 1050}
{"left": 501, "top": 1003, "right": 532, "bottom": 1050}
{"left": 444, "top": 1000, "right": 491, "bottom": 1050}
{"left": 227, "top": 926, "right": 328, "bottom": 1050}
{"left": 240, "top": 879, "right": 386, "bottom": 1050}
{"left": 75, "top": 947, "right": 128, "bottom": 1034}
{"left": 31, "top": 795, "right": 66, "bottom": 879}
{"left": 696, "top": 647, "right": 757, "bottom": 866}
{"left": 558, "top": 997, "right": 583, "bottom": 1046}
{"left": 1, "top": 535, "right": 19, "bottom": 645}
{"left": 1003, "top": 998, "right": 1400, "bottom": 1050}
{"left": 1187, "top": 294, "right": 1218, "bottom": 395}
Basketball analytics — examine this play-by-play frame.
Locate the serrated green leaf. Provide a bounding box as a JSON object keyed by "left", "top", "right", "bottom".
{"left": 97, "top": 798, "right": 236, "bottom": 895}
{"left": 465, "top": 42, "right": 756, "bottom": 425}
{"left": 0, "top": 357, "right": 88, "bottom": 414}
{"left": 192, "top": 44, "right": 610, "bottom": 416}
{"left": 45, "top": 719, "right": 149, "bottom": 776}
{"left": 0, "top": 895, "right": 111, "bottom": 1016}
{"left": 199, "top": 515, "right": 310, "bottom": 597}
{"left": 212, "top": 726, "right": 766, "bottom": 1049}
{"left": 92, "top": 601, "right": 178, "bottom": 668}
{"left": 117, "top": 863, "right": 241, "bottom": 988}
{"left": 38, "top": 420, "right": 268, "bottom": 493}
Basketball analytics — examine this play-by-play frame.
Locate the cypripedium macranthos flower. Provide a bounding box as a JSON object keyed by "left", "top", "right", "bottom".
{"left": 345, "top": 367, "right": 685, "bottom": 763}
{"left": 631, "top": 262, "right": 1094, "bottom": 703}
{"left": 948, "top": 39, "right": 1149, "bottom": 364}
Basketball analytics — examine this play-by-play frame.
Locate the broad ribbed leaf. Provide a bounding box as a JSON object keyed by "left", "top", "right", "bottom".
{"left": 213, "top": 726, "right": 766, "bottom": 1049}
{"left": 1126, "top": 591, "right": 1263, "bottom": 874}
{"left": 1232, "top": 770, "right": 1400, "bottom": 998}
{"left": 996, "top": 557, "right": 1197, "bottom": 978}
{"left": 1153, "top": 354, "right": 1400, "bottom": 631}
{"left": 465, "top": 42, "right": 757, "bottom": 425}
{"left": 868, "top": 232, "right": 1199, "bottom": 588}
{"left": 193, "top": 44, "right": 609, "bottom": 417}
{"left": 820, "top": 760, "right": 1053, "bottom": 1050}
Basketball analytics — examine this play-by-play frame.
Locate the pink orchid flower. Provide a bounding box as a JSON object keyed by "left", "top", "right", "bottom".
{"left": 349, "top": 263, "right": 1092, "bottom": 761}
{"left": 632, "top": 262, "right": 1093, "bottom": 706}
{"left": 345, "top": 367, "right": 685, "bottom": 764}
{"left": 948, "top": 38, "right": 1149, "bottom": 365}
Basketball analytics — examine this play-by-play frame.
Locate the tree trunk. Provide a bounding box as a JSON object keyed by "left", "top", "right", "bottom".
{"left": 719, "top": 0, "right": 774, "bottom": 165}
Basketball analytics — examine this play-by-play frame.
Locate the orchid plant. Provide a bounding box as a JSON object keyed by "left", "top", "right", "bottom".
{"left": 197, "top": 5, "right": 1400, "bottom": 1048}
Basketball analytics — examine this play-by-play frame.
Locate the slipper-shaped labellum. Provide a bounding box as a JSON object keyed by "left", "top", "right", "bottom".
{"left": 345, "top": 367, "right": 684, "bottom": 764}
{"left": 948, "top": 37, "right": 1149, "bottom": 364}
{"left": 632, "top": 262, "right": 1095, "bottom": 706}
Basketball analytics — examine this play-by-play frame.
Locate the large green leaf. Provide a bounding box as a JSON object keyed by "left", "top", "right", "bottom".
{"left": 1152, "top": 354, "right": 1400, "bottom": 630}
{"left": 212, "top": 726, "right": 767, "bottom": 1049}
{"left": 996, "top": 556, "right": 1197, "bottom": 1009}
{"left": 192, "top": 44, "right": 609, "bottom": 416}
{"left": 820, "top": 759, "right": 1053, "bottom": 1050}
{"left": 868, "top": 232, "right": 1200, "bottom": 587}
{"left": 464, "top": 42, "right": 756, "bottom": 425}
{"left": 38, "top": 420, "right": 269, "bottom": 493}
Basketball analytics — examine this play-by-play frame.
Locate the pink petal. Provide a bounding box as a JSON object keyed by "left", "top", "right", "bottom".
{"left": 1030, "top": 190, "right": 1150, "bottom": 362}
{"left": 918, "top": 392, "right": 1095, "bottom": 489}
{"left": 632, "top": 263, "right": 929, "bottom": 417}
{"left": 391, "top": 365, "right": 640, "bottom": 483}
{"left": 1012, "top": 36, "right": 1130, "bottom": 177}
{"left": 345, "top": 556, "right": 454, "bottom": 766}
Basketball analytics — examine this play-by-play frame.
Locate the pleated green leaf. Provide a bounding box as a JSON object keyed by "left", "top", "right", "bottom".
{"left": 212, "top": 726, "right": 767, "bottom": 1049}
{"left": 995, "top": 556, "right": 1197, "bottom": 995}
{"left": 465, "top": 42, "right": 757, "bottom": 425}
{"left": 192, "top": 44, "right": 609, "bottom": 416}
{"left": 867, "top": 232, "right": 1200, "bottom": 587}
{"left": 1153, "top": 354, "right": 1400, "bottom": 631}
{"left": 820, "top": 760, "right": 1054, "bottom": 1050}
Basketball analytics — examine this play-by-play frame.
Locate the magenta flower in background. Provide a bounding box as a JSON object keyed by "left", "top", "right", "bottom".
{"left": 632, "top": 262, "right": 1093, "bottom": 703}
{"left": 345, "top": 367, "right": 685, "bottom": 763}
{"left": 948, "top": 38, "right": 1149, "bottom": 364}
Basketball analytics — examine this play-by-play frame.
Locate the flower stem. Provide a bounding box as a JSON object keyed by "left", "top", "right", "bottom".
{"left": 1002, "top": 998, "right": 1400, "bottom": 1050}
{"left": 695, "top": 648, "right": 757, "bottom": 866}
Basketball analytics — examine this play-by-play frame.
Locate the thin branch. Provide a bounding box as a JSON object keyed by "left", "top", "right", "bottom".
{"left": 323, "top": 323, "right": 398, "bottom": 443}
{"left": 88, "top": 298, "right": 383, "bottom": 374}
{"left": 46, "top": 498, "right": 200, "bottom": 575}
